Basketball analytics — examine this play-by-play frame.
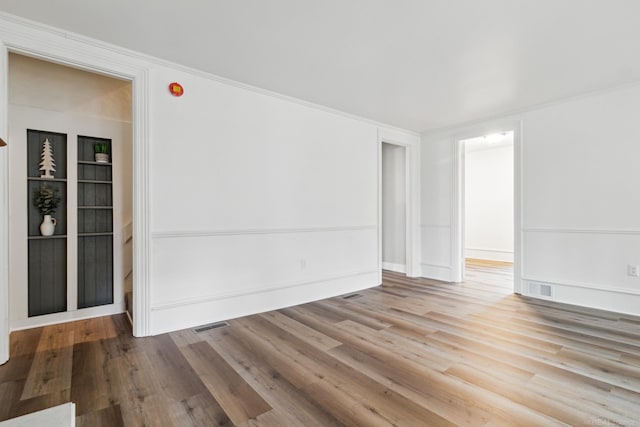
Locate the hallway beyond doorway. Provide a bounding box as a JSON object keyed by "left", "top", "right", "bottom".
{"left": 465, "top": 258, "right": 513, "bottom": 293}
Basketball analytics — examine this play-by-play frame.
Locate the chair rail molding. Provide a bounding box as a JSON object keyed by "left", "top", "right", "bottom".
{"left": 152, "top": 225, "right": 377, "bottom": 239}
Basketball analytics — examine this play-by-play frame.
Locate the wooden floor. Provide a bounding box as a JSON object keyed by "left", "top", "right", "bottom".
{"left": 2, "top": 266, "right": 640, "bottom": 426}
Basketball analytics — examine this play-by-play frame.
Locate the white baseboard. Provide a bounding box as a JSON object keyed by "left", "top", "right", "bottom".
{"left": 150, "top": 270, "right": 379, "bottom": 335}
{"left": 522, "top": 278, "right": 640, "bottom": 317}
{"left": 420, "top": 263, "right": 452, "bottom": 282}
{"left": 382, "top": 262, "right": 406, "bottom": 273}
{"left": 465, "top": 248, "right": 513, "bottom": 263}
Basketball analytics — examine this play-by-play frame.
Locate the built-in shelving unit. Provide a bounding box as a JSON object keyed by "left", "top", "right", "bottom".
{"left": 77, "top": 136, "right": 114, "bottom": 308}
{"left": 27, "top": 129, "right": 67, "bottom": 317}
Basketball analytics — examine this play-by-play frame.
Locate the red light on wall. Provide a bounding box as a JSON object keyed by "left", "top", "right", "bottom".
{"left": 169, "top": 82, "right": 184, "bottom": 97}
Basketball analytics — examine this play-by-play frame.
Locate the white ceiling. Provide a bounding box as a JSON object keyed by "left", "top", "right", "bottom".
{"left": 1, "top": 1, "right": 640, "bottom": 133}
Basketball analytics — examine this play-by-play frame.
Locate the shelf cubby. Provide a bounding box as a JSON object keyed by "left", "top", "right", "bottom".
{"left": 77, "top": 135, "right": 114, "bottom": 309}
{"left": 27, "top": 129, "right": 68, "bottom": 316}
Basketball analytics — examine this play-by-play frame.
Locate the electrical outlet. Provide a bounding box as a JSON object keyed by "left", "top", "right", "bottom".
{"left": 300, "top": 259, "right": 307, "bottom": 270}
{"left": 628, "top": 265, "right": 640, "bottom": 277}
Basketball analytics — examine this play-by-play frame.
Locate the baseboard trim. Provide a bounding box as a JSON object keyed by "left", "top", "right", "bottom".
{"left": 522, "top": 276, "right": 640, "bottom": 296}
{"left": 465, "top": 248, "right": 514, "bottom": 263}
{"left": 152, "top": 270, "right": 378, "bottom": 311}
{"left": 420, "top": 263, "right": 452, "bottom": 282}
{"left": 382, "top": 262, "right": 406, "bottom": 273}
{"left": 150, "top": 270, "right": 379, "bottom": 335}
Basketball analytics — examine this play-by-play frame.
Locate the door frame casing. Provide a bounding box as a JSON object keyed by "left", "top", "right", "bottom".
{"left": 451, "top": 120, "right": 523, "bottom": 293}
{"left": 0, "top": 43, "right": 8, "bottom": 364}
{"left": 377, "top": 128, "right": 421, "bottom": 280}
{"left": 0, "top": 16, "right": 152, "bottom": 364}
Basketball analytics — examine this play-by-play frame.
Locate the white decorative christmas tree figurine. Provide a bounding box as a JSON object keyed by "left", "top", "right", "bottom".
{"left": 39, "top": 138, "right": 56, "bottom": 179}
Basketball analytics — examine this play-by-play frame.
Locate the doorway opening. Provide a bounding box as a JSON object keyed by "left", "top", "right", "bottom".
{"left": 381, "top": 142, "right": 407, "bottom": 274}
{"left": 6, "top": 53, "right": 134, "bottom": 332}
{"left": 460, "top": 131, "right": 515, "bottom": 291}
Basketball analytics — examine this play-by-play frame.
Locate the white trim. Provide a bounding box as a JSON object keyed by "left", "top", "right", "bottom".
{"left": 0, "top": 41, "right": 8, "bottom": 365}
{"left": 150, "top": 271, "right": 379, "bottom": 335}
{"left": 451, "top": 119, "right": 523, "bottom": 291}
{"left": 152, "top": 270, "right": 377, "bottom": 311}
{"left": 420, "top": 224, "right": 450, "bottom": 229}
{"left": 523, "top": 227, "right": 640, "bottom": 235}
{"left": 377, "top": 132, "right": 383, "bottom": 284}
{"left": 131, "top": 69, "right": 151, "bottom": 337}
{"left": 421, "top": 262, "right": 451, "bottom": 269}
{"left": 514, "top": 121, "right": 524, "bottom": 294}
{"left": 382, "top": 262, "right": 406, "bottom": 273}
{"left": 420, "top": 263, "right": 452, "bottom": 282}
{"left": 10, "top": 302, "right": 125, "bottom": 331}
{"left": 451, "top": 140, "right": 463, "bottom": 282}
{"left": 522, "top": 276, "right": 640, "bottom": 297}
{"left": 0, "top": 17, "right": 153, "bottom": 346}
{"left": 152, "top": 225, "right": 377, "bottom": 239}
{"left": 465, "top": 248, "right": 514, "bottom": 263}
{"left": 378, "top": 128, "right": 421, "bottom": 278}
{"left": 0, "top": 11, "right": 420, "bottom": 137}
{"left": 465, "top": 247, "right": 514, "bottom": 254}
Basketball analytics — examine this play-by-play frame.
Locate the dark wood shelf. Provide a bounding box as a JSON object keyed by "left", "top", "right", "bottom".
{"left": 28, "top": 235, "right": 67, "bottom": 240}
{"left": 78, "top": 206, "right": 113, "bottom": 210}
{"left": 78, "top": 160, "right": 112, "bottom": 166}
{"left": 79, "top": 232, "right": 113, "bottom": 237}
{"left": 27, "top": 177, "right": 67, "bottom": 182}
{"left": 78, "top": 179, "right": 112, "bottom": 184}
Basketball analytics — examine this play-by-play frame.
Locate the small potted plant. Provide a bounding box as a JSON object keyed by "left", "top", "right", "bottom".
{"left": 33, "top": 185, "right": 61, "bottom": 236}
{"left": 94, "top": 143, "right": 109, "bottom": 163}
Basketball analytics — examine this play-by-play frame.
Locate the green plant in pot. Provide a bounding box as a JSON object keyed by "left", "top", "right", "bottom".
{"left": 94, "top": 143, "right": 109, "bottom": 163}
{"left": 33, "top": 185, "right": 61, "bottom": 236}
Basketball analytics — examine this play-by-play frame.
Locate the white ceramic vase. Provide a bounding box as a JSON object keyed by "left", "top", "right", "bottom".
{"left": 95, "top": 153, "right": 109, "bottom": 163}
{"left": 40, "top": 214, "right": 57, "bottom": 236}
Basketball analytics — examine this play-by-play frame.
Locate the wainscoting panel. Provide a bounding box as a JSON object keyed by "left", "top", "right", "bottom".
{"left": 523, "top": 229, "right": 640, "bottom": 315}
{"left": 420, "top": 225, "right": 452, "bottom": 281}
{"left": 150, "top": 227, "right": 378, "bottom": 334}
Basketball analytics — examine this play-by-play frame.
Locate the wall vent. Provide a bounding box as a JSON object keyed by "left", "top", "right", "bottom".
{"left": 526, "top": 281, "right": 554, "bottom": 299}
{"left": 539, "top": 284, "right": 552, "bottom": 297}
{"left": 194, "top": 321, "right": 229, "bottom": 333}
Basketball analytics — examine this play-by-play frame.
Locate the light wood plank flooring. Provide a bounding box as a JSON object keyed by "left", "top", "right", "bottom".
{"left": 2, "top": 267, "right": 640, "bottom": 426}
{"left": 464, "top": 258, "right": 514, "bottom": 291}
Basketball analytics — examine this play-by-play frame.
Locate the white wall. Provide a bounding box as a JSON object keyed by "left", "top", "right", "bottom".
{"left": 422, "top": 83, "right": 640, "bottom": 316}
{"left": 381, "top": 143, "right": 406, "bottom": 271}
{"left": 464, "top": 142, "right": 513, "bottom": 262}
{"left": 7, "top": 53, "right": 132, "bottom": 329}
{"left": 420, "top": 134, "right": 455, "bottom": 281}
{"left": 148, "top": 66, "right": 382, "bottom": 333}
